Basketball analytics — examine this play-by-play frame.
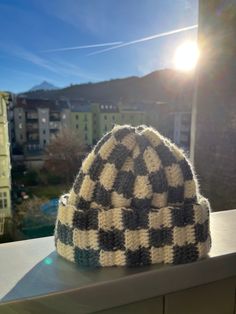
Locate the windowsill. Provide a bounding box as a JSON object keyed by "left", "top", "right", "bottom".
{"left": 0, "top": 209, "right": 236, "bottom": 312}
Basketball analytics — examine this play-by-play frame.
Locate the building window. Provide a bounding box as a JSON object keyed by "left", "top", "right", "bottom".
{"left": 0, "top": 129, "right": 4, "bottom": 148}
{"left": 42, "top": 118, "right": 46, "bottom": 123}
{"left": 43, "top": 139, "right": 46, "bottom": 145}
{"left": 76, "top": 115, "right": 79, "bottom": 120}
{"left": 43, "top": 130, "right": 46, "bottom": 135}
{"left": 0, "top": 159, "right": 6, "bottom": 178}
{"left": 0, "top": 100, "right": 3, "bottom": 116}
{"left": 104, "top": 115, "right": 107, "bottom": 120}
{"left": 19, "top": 123, "right": 22, "bottom": 129}
{"left": 0, "top": 192, "right": 7, "bottom": 210}
{"left": 84, "top": 124, "right": 88, "bottom": 131}
{"left": 76, "top": 124, "right": 79, "bottom": 129}
{"left": 18, "top": 114, "right": 22, "bottom": 119}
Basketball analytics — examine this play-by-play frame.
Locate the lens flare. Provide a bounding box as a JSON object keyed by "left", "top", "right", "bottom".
{"left": 174, "top": 41, "right": 199, "bottom": 71}
{"left": 44, "top": 257, "right": 53, "bottom": 265}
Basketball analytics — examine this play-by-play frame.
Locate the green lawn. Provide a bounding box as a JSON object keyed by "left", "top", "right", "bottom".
{"left": 28, "top": 184, "right": 70, "bottom": 199}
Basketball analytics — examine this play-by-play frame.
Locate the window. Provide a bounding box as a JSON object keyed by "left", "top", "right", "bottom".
{"left": 104, "top": 115, "right": 107, "bottom": 120}
{"left": 0, "top": 191, "right": 7, "bottom": 210}
{"left": 0, "top": 128, "right": 4, "bottom": 147}
{"left": 43, "top": 139, "right": 46, "bottom": 145}
{"left": 84, "top": 124, "right": 88, "bottom": 131}
{"left": 0, "top": 99, "right": 3, "bottom": 116}
{"left": 42, "top": 118, "right": 46, "bottom": 123}
{"left": 0, "top": 214, "right": 5, "bottom": 235}
{"left": 0, "top": 159, "right": 6, "bottom": 178}
{"left": 76, "top": 115, "right": 79, "bottom": 120}
{"left": 76, "top": 124, "right": 79, "bottom": 129}
{"left": 43, "top": 130, "right": 46, "bottom": 135}
{"left": 19, "top": 123, "right": 22, "bottom": 129}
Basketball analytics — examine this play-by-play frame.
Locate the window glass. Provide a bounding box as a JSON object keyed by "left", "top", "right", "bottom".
{"left": 0, "top": 191, "right": 8, "bottom": 210}
{"left": 0, "top": 99, "right": 2, "bottom": 116}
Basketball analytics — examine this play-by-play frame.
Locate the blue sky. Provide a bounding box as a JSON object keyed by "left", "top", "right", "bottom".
{"left": 0, "top": 0, "right": 198, "bottom": 93}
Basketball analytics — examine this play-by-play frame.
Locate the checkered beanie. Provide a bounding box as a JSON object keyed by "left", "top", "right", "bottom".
{"left": 55, "top": 125, "right": 211, "bottom": 267}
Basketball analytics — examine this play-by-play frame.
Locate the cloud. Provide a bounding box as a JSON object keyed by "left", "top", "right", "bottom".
{"left": 0, "top": 43, "right": 59, "bottom": 74}
{"left": 88, "top": 24, "right": 198, "bottom": 56}
{"left": 41, "top": 41, "right": 123, "bottom": 53}
{"left": 0, "top": 42, "right": 98, "bottom": 81}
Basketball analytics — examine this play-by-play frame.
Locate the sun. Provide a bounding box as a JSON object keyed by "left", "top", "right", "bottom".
{"left": 174, "top": 41, "right": 200, "bottom": 71}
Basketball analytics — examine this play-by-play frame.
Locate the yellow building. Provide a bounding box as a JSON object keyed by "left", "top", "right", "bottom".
{"left": 0, "top": 93, "right": 11, "bottom": 235}
{"left": 120, "top": 108, "right": 146, "bottom": 127}
{"left": 70, "top": 103, "right": 93, "bottom": 146}
{"left": 92, "top": 102, "right": 120, "bottom": 142}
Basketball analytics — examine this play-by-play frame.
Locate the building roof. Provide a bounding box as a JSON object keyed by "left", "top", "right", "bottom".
{"left": 70, "top": 99, "right": 91, "bottom": 112}
{"left": 98, "top": 103, "right": 119, "bottom": 113}
{"left": 16, "top": 97, "right": 69, "bottom": 110}
{"left": 71, "top": 105, "right": 92, "bottom": 113}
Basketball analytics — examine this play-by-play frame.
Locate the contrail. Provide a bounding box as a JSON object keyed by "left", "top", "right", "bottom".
{"left": 41, "top": 41, "right": 123, "bottom": 53}
{"left": 88, "top": 24, "right": 198, "bottom": 56}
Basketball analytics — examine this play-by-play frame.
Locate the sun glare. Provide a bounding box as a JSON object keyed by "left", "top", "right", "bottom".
{"left": 174, "top": 41, "right": 200, "bottom": 71}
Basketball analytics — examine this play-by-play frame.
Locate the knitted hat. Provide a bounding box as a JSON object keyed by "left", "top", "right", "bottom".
{"left": 55, "top": 125, "right": 211, "bottom": 267}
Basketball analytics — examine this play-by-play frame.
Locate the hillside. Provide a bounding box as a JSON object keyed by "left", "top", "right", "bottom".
{"left": 22, "top": 69, "right": 194, "bottom": 106}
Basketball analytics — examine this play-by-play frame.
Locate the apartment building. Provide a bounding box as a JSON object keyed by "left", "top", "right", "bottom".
{"left": 119, "top": 104, "right": 146, "bottom": 127}
{"left": 92, "top": 102, "right": 120, "bottom": 142}
{"left": 14, "top": 98, "right": 70, "bottom": 153}
{"left": 12, "top": 97, "right": 192, "bottom": 168}
{"left": 168, "top": 111, "right": 191, "bottom": 150}
{"left": 70, "top": 100, "right": 93, "bottom": 146}
{"left": 0, "top": 93, "right": 11, "bottom": 235}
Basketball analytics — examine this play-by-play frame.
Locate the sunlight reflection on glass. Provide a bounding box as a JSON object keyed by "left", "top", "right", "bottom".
{"left": 44, "top": 257, "right": 53, "bottom": 265}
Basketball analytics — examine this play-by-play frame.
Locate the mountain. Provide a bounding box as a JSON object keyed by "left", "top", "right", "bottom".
{"left": 29, "top": 81, "right": 58, "bottom": 91}
{"left": 23, "top": 69, "right": 194, "bottom": 107}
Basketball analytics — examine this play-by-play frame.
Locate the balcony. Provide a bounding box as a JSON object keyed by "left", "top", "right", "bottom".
{"left": 26, "top": 113, "right": 38, "bottom": 122}
{"left": 50, "top": 113, "right": 61, "bottom": 122}
{"left": 0, "top": 209, "right": 235, "bottom": 313}
{"left": 26, "top": 123, "right": 38, "bottom": 132}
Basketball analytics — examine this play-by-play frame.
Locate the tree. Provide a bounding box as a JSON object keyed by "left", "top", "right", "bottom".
{"left": 44, "top": 129, "right": 86, "bottom": 184}
{"left": 15, "top": 197, "right": 51, "bottom": 229}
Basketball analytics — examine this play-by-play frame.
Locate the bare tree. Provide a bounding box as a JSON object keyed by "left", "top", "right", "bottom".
{"left": 15, "top": 197, "right": 51, "bottom": 228}
{"left": 44, "top": 129, "right": 86, "bottom": 184}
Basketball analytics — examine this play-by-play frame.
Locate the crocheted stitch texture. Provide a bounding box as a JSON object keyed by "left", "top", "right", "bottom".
{"left": 55, "top": 125, "right": 211, "bottom": 267}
